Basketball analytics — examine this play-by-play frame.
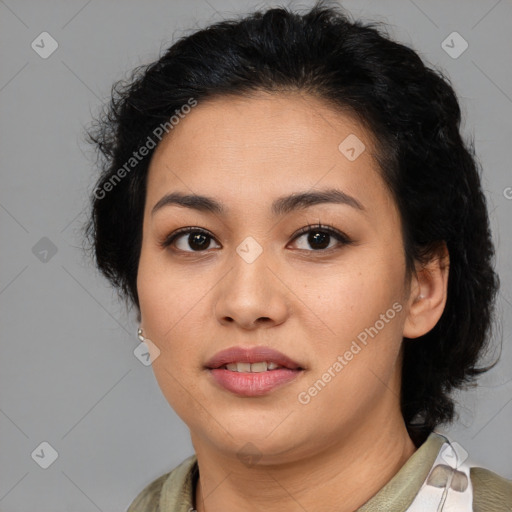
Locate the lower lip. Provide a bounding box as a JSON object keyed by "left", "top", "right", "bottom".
{"left": 207, "top": 368, "right": 303, "bottom": 396}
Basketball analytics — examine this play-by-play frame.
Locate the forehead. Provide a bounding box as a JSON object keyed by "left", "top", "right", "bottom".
{"left": 151, "top": 91, "right": 372, "bottom": 163}
{"left": 146, "top": 91, "right": 392, "bottom": 217}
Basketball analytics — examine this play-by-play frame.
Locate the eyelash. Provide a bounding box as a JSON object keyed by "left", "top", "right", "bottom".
{"left": 159, "top": 222, "right": 353, "bottom": 254}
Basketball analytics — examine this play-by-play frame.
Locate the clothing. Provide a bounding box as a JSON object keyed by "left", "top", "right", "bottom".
{"left": 126, "top": 432, "right": 512, "bottom": 511}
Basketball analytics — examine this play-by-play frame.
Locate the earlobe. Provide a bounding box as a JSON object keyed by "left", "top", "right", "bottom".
{"left": 403, "top": 242, "right": 450, "bottom": 339}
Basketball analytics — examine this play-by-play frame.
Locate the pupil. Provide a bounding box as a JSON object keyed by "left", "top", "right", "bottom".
{"left": 309, "top": 231, "right": 329, "bottom": 249}
{"left": 189, "top": 232, "right": 209, "bottom": 250}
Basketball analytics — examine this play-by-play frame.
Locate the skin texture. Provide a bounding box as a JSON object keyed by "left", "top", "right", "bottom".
{"left": 136, "top": 91, "right": 450, "bottom": 512}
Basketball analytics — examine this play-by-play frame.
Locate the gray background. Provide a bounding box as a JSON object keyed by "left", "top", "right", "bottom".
{"left": 1, "top": 0, "right": 511, "bottom": 510}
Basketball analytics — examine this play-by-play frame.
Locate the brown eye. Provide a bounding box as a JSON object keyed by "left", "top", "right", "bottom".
{"left": 161, "top": 228, "right": 220, "bottom": 252}
{"left": 290, "top": 223, "right": 352, "bottom": 252}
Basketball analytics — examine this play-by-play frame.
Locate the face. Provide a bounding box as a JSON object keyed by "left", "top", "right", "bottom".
{"left": 137, "top": 91, "right": 414, "bottom": 464}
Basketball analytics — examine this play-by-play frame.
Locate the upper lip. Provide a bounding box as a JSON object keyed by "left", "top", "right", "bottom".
{"left": 205, "top": 346, "right": 304, "bottom": 370}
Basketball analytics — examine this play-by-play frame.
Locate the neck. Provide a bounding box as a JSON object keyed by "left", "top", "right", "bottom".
{"left": 192, "top": 412, "right": 417, "bottom": 512}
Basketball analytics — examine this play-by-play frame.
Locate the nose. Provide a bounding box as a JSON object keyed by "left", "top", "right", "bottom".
{"left": 214, "top": 243, "right": 290, "bottom": 330}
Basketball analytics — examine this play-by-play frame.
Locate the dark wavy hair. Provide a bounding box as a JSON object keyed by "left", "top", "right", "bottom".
{"left": 83, "top": 0, "right": 501, "bottom": 443}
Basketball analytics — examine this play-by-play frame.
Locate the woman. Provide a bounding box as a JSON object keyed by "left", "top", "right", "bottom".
{"left": 84, "top": 1, "right": 511, "bottom": 510}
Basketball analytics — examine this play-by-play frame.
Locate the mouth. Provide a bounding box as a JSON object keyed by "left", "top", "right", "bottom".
{"left": 205, "top": 346, "right": 304, "bottom": 370}
{"left": 216, "top": 361, "right": 299, "bottom": 372}
{"left": 204, "top": 346, "right": 305, "bottom": 396}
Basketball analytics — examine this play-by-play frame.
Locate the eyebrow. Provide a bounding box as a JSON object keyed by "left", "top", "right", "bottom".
{"left": 151, "top": 188, "right": 366, "bottom": 217}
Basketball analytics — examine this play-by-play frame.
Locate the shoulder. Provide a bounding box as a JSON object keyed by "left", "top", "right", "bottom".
{"left": 126, "top": 471, "right": 170, "bottom": 512}
{"left": 125, "top": 455, "right": 197, "bottom": 512}
{"left": 471, "top": 466, "right": 512, "bottom": 512}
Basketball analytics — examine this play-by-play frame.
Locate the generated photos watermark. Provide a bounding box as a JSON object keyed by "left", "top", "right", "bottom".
{"left": 297, "top": 301, "right": 403, "bottom": 405}
{"left": 93, "top": 97, "right": 198, "bottom": 200}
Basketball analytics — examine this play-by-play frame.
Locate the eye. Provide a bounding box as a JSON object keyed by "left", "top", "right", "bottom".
{"left": 160, "top": 222, "right": 352, "bottom": 254}
{"left": 160, "top": 227, "right": 220, "bottom": 252}
{"left": 289, "top": 222, "right": 352, "bottom": 252}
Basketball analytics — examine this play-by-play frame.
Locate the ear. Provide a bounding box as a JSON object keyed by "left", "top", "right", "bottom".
{"left": 403, "top": 241, "right": 450, "bottom": 339}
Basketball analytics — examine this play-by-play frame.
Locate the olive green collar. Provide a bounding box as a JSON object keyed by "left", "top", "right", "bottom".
{"left": 358, "top": 432, "right": 446, "bottom": 511}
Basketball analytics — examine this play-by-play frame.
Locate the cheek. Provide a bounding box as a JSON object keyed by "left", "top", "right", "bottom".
{"left": 137, "top": 255, "right": 208, "bottom": 416}
{"left": 137, "top": 250, "right": 213, "bottom": 378}
{"left": 301, "top": 263, "right": 393, "bottom": 333}
{"left": 297, "top": 259, "right": 406, "bottom": 385}
{"left": 138, "top": 249, "right": 198, "bottom": 332}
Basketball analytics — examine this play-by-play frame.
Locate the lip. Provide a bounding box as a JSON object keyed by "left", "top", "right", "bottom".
{"left": 207, "top": 367, "right": 303, "bottom": 396}
{"left": 204, "top": 346, "right": 305, "bottom": 397}
{"left": 204, "top": 346, "right": 303, "bottom": 370}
